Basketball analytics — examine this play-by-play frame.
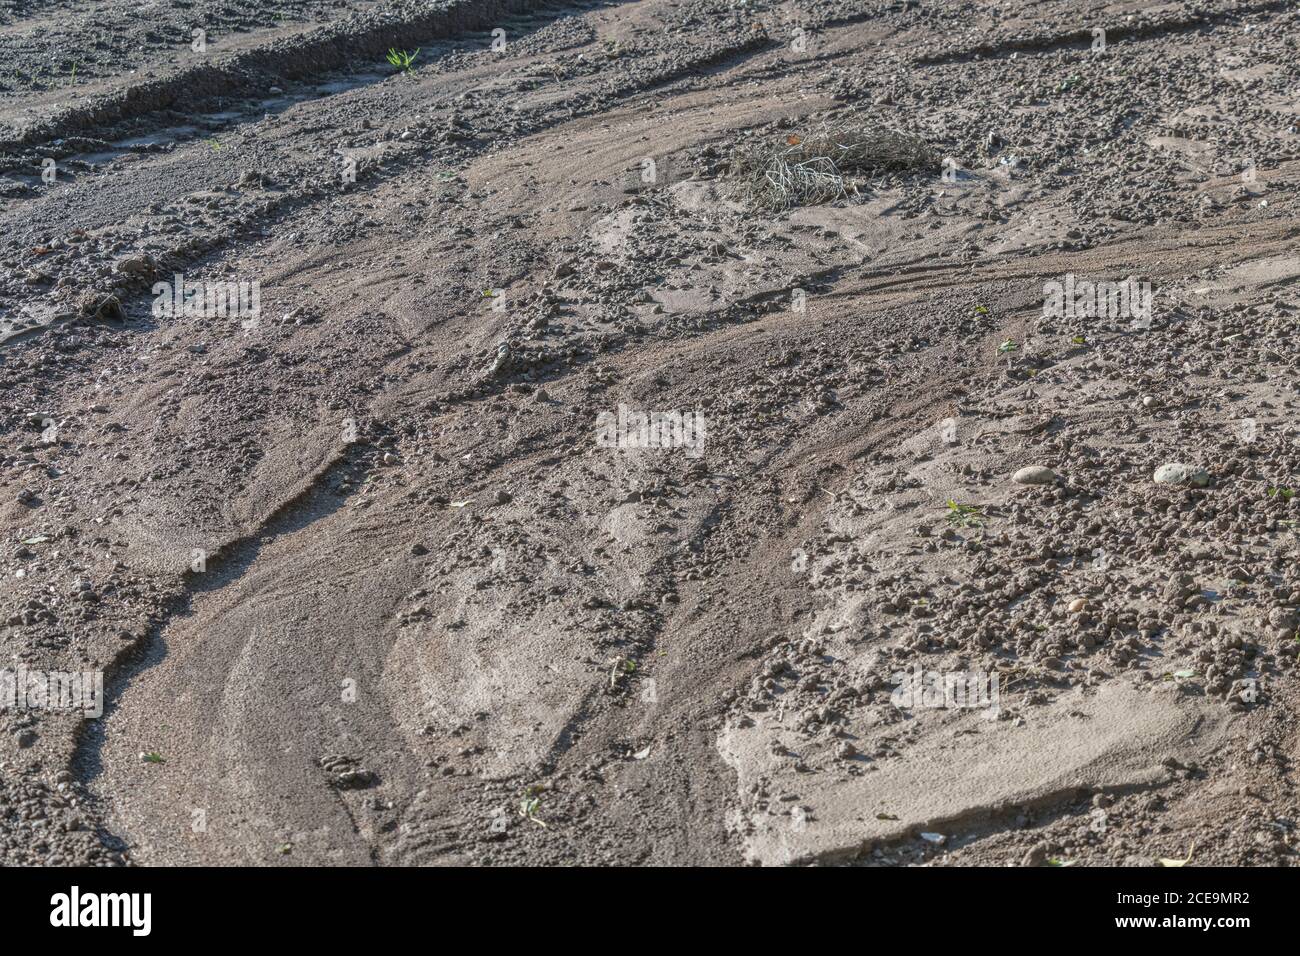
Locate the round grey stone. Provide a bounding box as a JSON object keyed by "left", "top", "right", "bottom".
{"left": 1153, "top": 463, "right": 1210, "bottom": 487}
{"left": 1012, "top": 465, "right": 1056, "bottom": 485}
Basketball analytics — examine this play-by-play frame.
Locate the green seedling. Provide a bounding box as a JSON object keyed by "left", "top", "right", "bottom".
{"left": 972, "top": 305, "right": 989, "bottom": 316}
{"left": 519, "top": 785, "right": 548, "bottom": 828}
{"left": 1266, "top": 487, "right": 1296, "bottom": 499}
{"left": 609, "top": 656, "right": 637, "bottom": 688}
{"left": 141, "top": 752, "right": 165, "bottom": 764}
{"left": 386, "top": 48, "right": 420, "bottom": 73}
{"left": 997, "top": 339, "right": 1018, "bottom": 354}
{"left": 946, "top": 500, "right": 984, "bottom": 528}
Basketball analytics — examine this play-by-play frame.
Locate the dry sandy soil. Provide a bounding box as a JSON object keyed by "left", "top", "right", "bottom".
{"left": 1, "top": 0, "right": 1298, "bottom": 866}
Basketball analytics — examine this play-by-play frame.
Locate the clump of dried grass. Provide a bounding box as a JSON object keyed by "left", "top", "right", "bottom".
{"left": 730, "top": 120, "right": 935, "bottom": 211}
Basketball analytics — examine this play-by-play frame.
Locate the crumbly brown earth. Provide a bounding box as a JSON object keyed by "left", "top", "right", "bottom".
{"left": 0, "top": 0, "right": 1298, "bottom": 866}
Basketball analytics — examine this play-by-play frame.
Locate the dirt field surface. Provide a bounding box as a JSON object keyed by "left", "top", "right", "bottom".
{"left": 1, "top": 0, "right": 1298, "bottom": 867}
